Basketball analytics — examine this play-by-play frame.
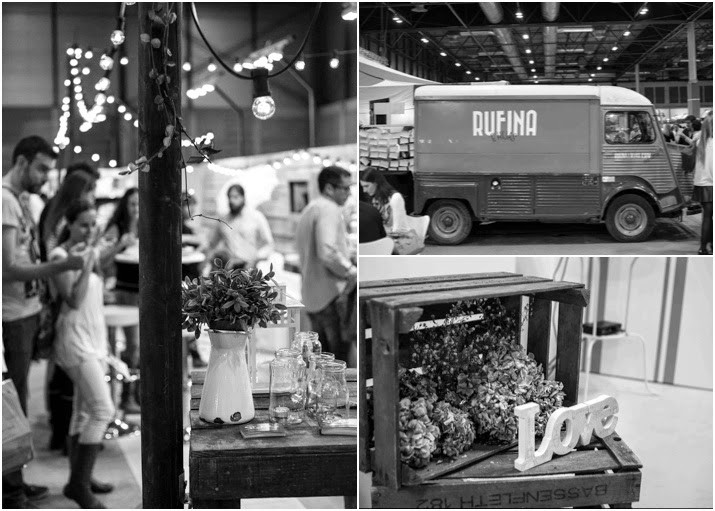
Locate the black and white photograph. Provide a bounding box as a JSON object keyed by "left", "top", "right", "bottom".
{"left": 2, "top": 2, "right": 357, "bottom": 508}
{"left": 358, "top": 256, "right": 712, "bottom": 508}
{"left": 358, "top": 2, "right": 712, "bottom": 255}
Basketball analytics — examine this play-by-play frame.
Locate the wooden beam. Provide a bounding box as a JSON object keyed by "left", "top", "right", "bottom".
{"left": 138, "top": 4, "right": 184, "bottom": 508}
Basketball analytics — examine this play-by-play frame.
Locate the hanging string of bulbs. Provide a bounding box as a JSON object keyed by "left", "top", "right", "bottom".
{"left": 189, "top": 2, "right": 322, "bottom": 120}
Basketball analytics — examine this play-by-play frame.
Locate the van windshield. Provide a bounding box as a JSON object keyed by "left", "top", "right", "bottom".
{"left": 605, "top": 111, "right": 656, "bottom": 144}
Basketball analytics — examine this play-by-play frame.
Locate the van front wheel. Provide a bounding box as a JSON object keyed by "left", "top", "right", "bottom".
{"left": 426, "top": 200, "right": 473, "bottom": 245}
{"left": 605, "top": 195, "right": 655, "bottom": 242}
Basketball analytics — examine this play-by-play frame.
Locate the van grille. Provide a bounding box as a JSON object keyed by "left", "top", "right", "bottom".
{"left": 486, "top": 176, "right": 532, "bottom": 215}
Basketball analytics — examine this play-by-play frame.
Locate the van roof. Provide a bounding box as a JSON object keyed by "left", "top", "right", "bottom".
{"left": 414, "top": 84, "right": 651, "bottom": 106}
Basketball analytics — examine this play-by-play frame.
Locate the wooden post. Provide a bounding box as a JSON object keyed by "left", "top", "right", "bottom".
{"left": 138, "top": 4, "right": 184, "bottom": 508}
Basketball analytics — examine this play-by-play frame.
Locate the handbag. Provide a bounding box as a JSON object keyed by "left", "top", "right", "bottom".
{"left": 2, "top": 380, "right": 34, "bottom": 475}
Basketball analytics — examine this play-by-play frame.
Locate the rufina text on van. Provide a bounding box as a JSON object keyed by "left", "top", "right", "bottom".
{"left": 413, "top": 84, "right": 690, "bottom": 244}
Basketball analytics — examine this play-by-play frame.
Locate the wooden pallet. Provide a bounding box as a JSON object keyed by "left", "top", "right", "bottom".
{"left": 371, "top": 432, "right": 642, "bottom": 508}
{"left": 359, "top": 272, "right": 591, "bottom": 492}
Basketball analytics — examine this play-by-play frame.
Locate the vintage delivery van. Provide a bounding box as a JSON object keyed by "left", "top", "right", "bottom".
{"left": 412, "top": 84, "right": 689, "bottom": 244}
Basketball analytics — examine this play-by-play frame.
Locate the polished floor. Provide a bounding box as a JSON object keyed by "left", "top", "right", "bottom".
{"left": 423, "top": 214, "right": 704, "bottom": 255}
{"left": 21, "top": 358, "right": 346, "bottom": 509}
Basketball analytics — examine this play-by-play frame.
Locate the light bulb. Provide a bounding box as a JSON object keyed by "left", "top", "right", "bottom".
{"left": 74, "top": 85, "right": 83, "bottom": 93}
{"left": 252, "top": 96, "right": 275, "bottom": 120}
{"left": 186, "top": 166, "right": 194, "bottom": 174}
{"left": 71, "top": 68, "right": 79, "bottom": 76}
{"left": 133, "top": 120, "right": 139, "bottom": 128}
{"left": 95, "top": 77, "right": 110, "bottom": 91}
{"left": 330, "top": 57, "right": 340, "bottom": 69}
{"left": 91, "top": 153, "right": 100, "bottom": 162}
{"left": 100, "top": 54, "right": 114, "bottom": 70}
{"left": 120, "top": 57, "right": 129, "bottom": 65}
{"left": 295, "top": 60, "right": 305, "bottom": 71}
{"left": 82, "top": 67, "right": 90, "bottom": 75}
{"left": 85, "top": 50, "right": 94, "bottom": 59}
{"left": 74, "top": 48, "right": 82, "bottom": 59}
{"left": 70, "top": 58, "right": 78, "bottom": 67}
{"left": 207, "top": 61, "right": 217, "bottom": 72}
{"left": 94, "top": 93, "right": 107, "bottom": 105}
{"left": 73, "top": 77, "right": 81, "bottom": 85}
{"left": 233, "top": 61, "right": 243, "bottom": 72}
{"left": 64, "top": 79, "right": 71, "bottom": 86}
{"left": 107, "top": 95, "right": 115, "bottom": 103}
{"left": 109, "top": 160, "right": 117, "bottom": 167}
{"left": 183, "top": 62, "right": 192, "bottom": 71}
{"left": 202, "top": 84, "right": 215, "bottom": 92}
{"left": 254, "top": 56, "right": 268, "bottom": 68}
{"left": 124, "top": 113, "right": 132, "bottom": 121}
{"left": 111, "top": 30, "right": 125, "bottom": 46}
{"left": 74, "top": 145, "right": 82, "bottom": 153}
{"left": 66, "top": 47, "right": 75, "bottom": 56}
{"left": 268, "top": 52, "right": 283, "bottom": 62}
{"left": 118, "top": 104, "right": 126, "bottom": 113}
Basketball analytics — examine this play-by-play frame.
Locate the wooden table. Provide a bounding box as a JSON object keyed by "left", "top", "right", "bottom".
{"left": 189, "top": 369, "right": 357, "bottom": 508}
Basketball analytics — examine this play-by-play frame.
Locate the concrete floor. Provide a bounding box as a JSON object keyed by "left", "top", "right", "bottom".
{"left": 20, "top": 359, "right": 347, "bottom": 509}
{"left": 359, "top": 372, "right": 713, "bottom": 508}
{"left": 423, "top": 214, "right": 704, "bottom": 255}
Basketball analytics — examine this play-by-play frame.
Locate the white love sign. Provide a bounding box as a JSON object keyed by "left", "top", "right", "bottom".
{"left": 514, "top": 395, "right": 619, "bottom": 472}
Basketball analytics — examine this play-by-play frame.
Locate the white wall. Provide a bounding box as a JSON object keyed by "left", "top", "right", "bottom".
{"left": 515, "top": 257, "right": 713, "bottom": 390}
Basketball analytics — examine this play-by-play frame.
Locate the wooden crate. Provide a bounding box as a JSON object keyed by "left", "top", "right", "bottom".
{"left": 371, "top": 432, "right": 642, "bottom": 508}
{"left": 359, "top": 272, "right": 592, "bottom": 493}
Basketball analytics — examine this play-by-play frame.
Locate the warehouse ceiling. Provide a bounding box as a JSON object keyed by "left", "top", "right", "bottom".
{"left": 359, "top": 2, "right": 713, "bottom": 84}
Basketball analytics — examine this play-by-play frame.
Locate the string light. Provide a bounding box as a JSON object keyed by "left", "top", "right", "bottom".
{"left": 251, "top": 68, "right": 275, "bottom": 120}
{"left": 110, "top": 29, "right": 125, "bottom": 46}
{"left": 95, "top": 77, "right": 111, "bottom": 91}
{"left": 100, "top": 54, "right": 114, "bottom": 70}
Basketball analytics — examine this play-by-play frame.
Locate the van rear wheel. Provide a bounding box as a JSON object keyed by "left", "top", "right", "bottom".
{"left": 605, "top": 195, "right": 655, "bottom": 242}
{"left": 426, "top": 200, "right": 472, "bottom": 245}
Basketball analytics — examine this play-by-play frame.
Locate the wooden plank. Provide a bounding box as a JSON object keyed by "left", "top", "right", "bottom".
{"left": 556, "top": 302, "right": 584, "bottom": 406}
{"left": 527, "top": 298, "right": 552, "bottom": 371}
{"left": 360, "top": 276, "right": 550, "bottom": 302}
{"left": 359, "top": 272, "right": 519, "bottom": 290}
{"left": 371, "top": 471, "right": 641, "bottom": 509}
{"left": 190, "top": 452, "right": 356, "bottom": 500}
{"left": 535, "top": 288, "right": 590, "bottom": 307}
{"left": 370, "top": 299, "right": 402, "bottom": 490}
{"left": 375, "top": 281, "right": 585, "bottom": 310}
{"left": 601, "top": 432, "right": 643, "bottom": 470}
{"left": 444, "top": 448, "right": 621, "bottom": 479}
{"left": 402, "top": 442, "right": 517, "bottom": 486}
{"left": 359, "top": 307, "right": 371, "bottom": 473}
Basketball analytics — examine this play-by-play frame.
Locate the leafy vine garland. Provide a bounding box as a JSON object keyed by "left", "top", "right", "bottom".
{"left": 120, "top": 2, "right": 226, "bottom": 226}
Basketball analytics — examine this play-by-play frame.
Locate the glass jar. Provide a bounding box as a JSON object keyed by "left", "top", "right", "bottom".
{"left": 291, "top": 331, "right": 322, "bottom": 367}
{"left": 316, "top": 360, "right": 348, "bottom": 424}
{"left": 269, "top": 348, "right": 306, "bottom": 424}
{"left": 305, "top": 352, "right": 336, "bottom": 418}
